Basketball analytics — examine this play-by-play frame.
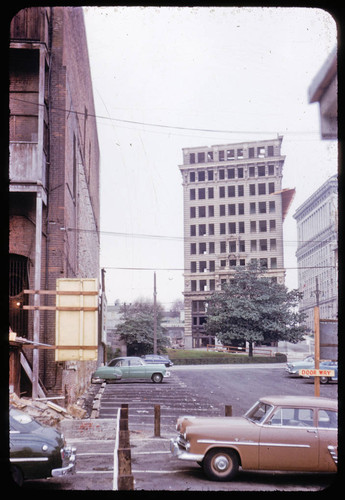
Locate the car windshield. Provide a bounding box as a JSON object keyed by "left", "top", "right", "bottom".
{"left": 10, "top": 408, "right": 41, "bottom": 433}
{"left": 244, "top": 401, "right": 273, "bottom": 424}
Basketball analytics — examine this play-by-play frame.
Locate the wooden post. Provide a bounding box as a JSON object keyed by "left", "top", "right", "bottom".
{"left": 225, "top": 405, "right": 232, "bottom": 417}
{"left": 314, "top": 306, "right": 320, "bottom": 397}
{"left": 154, "top": 404, "right": 161, "bottom": 437}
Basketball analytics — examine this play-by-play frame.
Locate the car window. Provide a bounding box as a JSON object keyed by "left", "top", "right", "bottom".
{"left": 245, "top": 401, "right": 273, "bottom": 423}
{"left": 130, "top": 358, "right": 142, "bottom": 366}
{"left": 317, "top": 409, "right": 337, "bottom": 428}
{"left": 108, "top": 359, "right": 119, "bottom": 367}
{"left": 10, "top": 409, "right": 41, "bottom": 433}
{"left": 269, "top": 407, "right": 314, "bottom": 427}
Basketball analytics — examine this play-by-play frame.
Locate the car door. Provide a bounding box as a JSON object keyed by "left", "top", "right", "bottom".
{"left": 316, "top": 408, "right": 337, "bottom": 471}
{"left": 128, "top": 358, "right": 146, "bottom": 378}
{"left": 259, "top": 407, "right": 319, "bottom": 471}
{"left": 116, "top": 359, "right": 130, "bottom": 378}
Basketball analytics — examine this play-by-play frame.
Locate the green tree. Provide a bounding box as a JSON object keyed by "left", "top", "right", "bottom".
{"left": 205, "top": 265, "right": 307, "bottom": 356}
{"left": 117, "top": 300, "right": 169, "bottom": 356}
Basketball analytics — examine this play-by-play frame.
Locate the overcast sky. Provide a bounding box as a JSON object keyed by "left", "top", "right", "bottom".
{"left": 83, "top": 6, "right": 337, "bottom": 309}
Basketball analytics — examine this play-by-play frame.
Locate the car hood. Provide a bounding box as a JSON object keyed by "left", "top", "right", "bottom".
{"left": 176, "top": 415, "right": 251, "bottom": 435}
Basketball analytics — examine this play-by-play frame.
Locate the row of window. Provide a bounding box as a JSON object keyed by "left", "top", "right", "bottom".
{"left": 190, "top": 219, "right": 277, "bottom": 236}
{"left": 191, "top": 238, "right": 277, "bottom": 255}
{"left": 188, "top": 145, "right": 276, "bottom": 164}
{"left": 190, "top": 182, "right": 276, "bottom": 200}
{"left": 190, "top": 200, "right": 276, "bottom": 218}
{"left": 189, "top": 164, "right": 276, "bottom": 182}
{"left": 190, "top": 258, "right": 279, "bottom": 281}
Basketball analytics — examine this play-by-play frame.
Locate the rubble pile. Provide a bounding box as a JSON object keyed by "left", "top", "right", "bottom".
{"left": 10, "top": 392, "right": 87, "bottom": 427}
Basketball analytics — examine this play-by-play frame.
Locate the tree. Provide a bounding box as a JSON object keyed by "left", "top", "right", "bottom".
{"left": 205, "top": 265, "right": 307, "bottom": 356}
{"left": 117, "top": 299, "right": 169, "bottom": 356}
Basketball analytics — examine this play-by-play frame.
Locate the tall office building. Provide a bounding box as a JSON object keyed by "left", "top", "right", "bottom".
{"left": 179, "top": 137, "right": 294, "bottom": 348}
{"left": 294, "top": 175, "right": 338, "bottom": 333}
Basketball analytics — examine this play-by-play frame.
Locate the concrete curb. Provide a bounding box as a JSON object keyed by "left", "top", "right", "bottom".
{"left": 90, "top": 382, "right": 106, "bottom": 418}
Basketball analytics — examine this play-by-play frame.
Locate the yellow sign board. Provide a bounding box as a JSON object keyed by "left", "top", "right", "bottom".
{"left": 55, "top": 278, "right": 98, "bottom": 361}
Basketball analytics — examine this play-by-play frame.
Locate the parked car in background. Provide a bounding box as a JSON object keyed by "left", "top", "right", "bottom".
{"left": 142, "top": 354, "right": 174, "bottom": 367}
{"left": 170, "top": 395, "right": 337, "bottom": 481}
{"left": 301, "top": 361, "right": 338, "bottom": 384}
{"left": 286, "top": 355, "right": 314, "bottom": 376}
{"left": 10, "top": 407, "right": 76, "bottom": 486}
{"left": 91, "top": 356, "right": 170, "bottom": 383}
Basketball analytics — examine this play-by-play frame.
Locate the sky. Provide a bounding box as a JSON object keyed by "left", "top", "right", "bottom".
{"left": 83, "top": 6, "right": 338, "bottom": 310}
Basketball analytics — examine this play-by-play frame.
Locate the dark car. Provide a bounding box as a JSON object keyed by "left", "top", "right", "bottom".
{"left": 10, "top": 407, "right": 76, "bottom": 486}
{"left": 142, "top": 354, "right": 174, "bottom": 367}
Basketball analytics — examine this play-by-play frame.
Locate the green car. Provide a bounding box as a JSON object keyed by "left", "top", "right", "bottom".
{"left": 10, "top": 407, "right": 76, "bottom": 486}
{"left": 91, "top": 356, "right": 170, "bottom": 384}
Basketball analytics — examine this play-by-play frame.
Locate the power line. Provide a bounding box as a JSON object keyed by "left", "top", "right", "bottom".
{"left": 103, "top": 265, "right": 335, "bottom": 272}
{"left": 10, "top": 97, "right": 321, "bottom": 136}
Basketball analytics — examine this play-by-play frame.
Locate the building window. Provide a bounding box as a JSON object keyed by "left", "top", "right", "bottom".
{"left": 190, "top": 207, "right": 196, "bottom": 218}
{"left": 238, "top": 203, "right": 244, "bottom": 215}
{"left": 269, "top": 200, "right": 276, "bottom": 213}
{"left": 257, "top": 146, "right": 265, "bottom": 158}
{"left": 259, "top": 202, "right": 266, "bottom": 213}
{"left": 238, "top": 167, "right": 244, "bottom": 178}
{"left": 219, "top": 169, "right": 225, "bottom": 179}
{"left": 199, "top": 206, "right": 206, "bottom": 217}
{"left": 228, "top": 185, "right": 235, "bottom": 197}
{"left": 199, "top": 242, "right": 206, "bottom": 254}
{"left": 249, "top": 184, "right": 256, "bottom": 195}
{"left": 209, "top": 242, "right": 215, "bottom": 253}
{"left": 191, "top": 262, "right": 197, "bottom": 273}
{"left": 191, "top": 280, "right": 197, "bottom": 291}
{"left": 209, "top": 261, "right": 215, "bottom": 272}
{"left": 238, "top": 185, "right": 244, "bottom": 196}
{"left": 270, "top": 239, "right": 276, "bottom": 250}
{"left": 219, "top": 186, "right": 225, "bottom": 198}
{"left": 190, "top": 225, "right": 196, "bottom": 236}
{"left": 210, "top": 279, "right": 215, "bottom": 291}
{"left": 251, "top": 240, "right": 257, "bottom": 251}
{"left": 199, "top": 224, "right": 206, "bottom": 236}
{"left": 227, "top": 149, "right": 235, "bottom": 160}
{"left": 250, "top": 221, "right": 256, "bottom": 233}
{"left": 199, "top": 261, "right": 207, "bottom": 273}
{"left": 229, "top": 222, "right": 236, "bottom": 234}
{"left": 260, "top": 239, "right": 267, "bottom": 251}
{"left": 229, "top": 241, "right": 236, "bottom": 252}
{"left": 207, "top": 151, "right": 213, "bottom": 162}
{"left": 258, "top": 165, "right": 265, "bottom": 176}
{"left": 228, "top": 204, "right": 236, "bottom": 215}
{"left": 268, "top": 182, "right": 275, "bottom": 194}
{"left": 220, "top": 260, "right": 226, "bottom": 267}
{"left": 239, "top": 240, "right": 245, "bottom": 252}
{"left": 268, "top": 164, "right": 274, "bottom": 175}
{"left": 249, "top": 147, "right": 255, "bottom": 158}
{"left": 219, "top": 204, "right": 226, "bottom": 216}
{"left": 239, "top": 221, "right": 245, "bottom": 233}
{"left": 269, "top": 220, "right": 276, "bottom": 231}
{"left": 220, "top": 241, "right": 226, "bottom": 253}
{"left": 190, "top": 172, "right": 195, "bottom": 182}
{"left": 191, "top": 243, "right": 196, "bottom": 254}
{"left": 228, "top": 168, "right": 235, "bottom": 179}
{"left": 208, "top": 187, "right": 214, "bottom": 198}
{"left": 239, "top": 259, "right": 246, "bottom": 266}
{"left": 259, "top": 220, "right": 267, "bottom": 232}
{"left": 190, "top": 189, "right": 196, "bottom": 200}
{"left": 249, "top": 166, "right": 255, "bottom": 177}
{"left": 198, "top": 170, "right": 205, "bottom": 181}
{"left": 230, "top": 259, "right": 237, "bottom": 267}
{"left": 260, "top": 258, "right": 268, "bottom": 268}
{"left": 268, "top": 145, "right": 274, "bottom": 156}
{"left": 237, "top": 148, "right": 243, "bottom": 159}
{"left": 258, "top": 183, "right": 266, "bottom": 195}
{"left": 208, "top": 205, "right": 214, "bottom": 217}
{"left": 190, "top": 153, "right": 196, "bottom": 164}
{"left": 198, "top": 152, "right": 205, "bottom": 163}
{"left": 208, "top": 169, "right": 214, "bottom": 180}
{"left": 271, "top": 258, "right": 277, "bottom": 269}
{"left": 250, "top": 202, "right": 256, "bottom": 214}
{"left": 198, "top": 188, "right": 205, "bottom": 199}
{"left": 209, "top": 224, "right": 214, "bottom": 235}
{"left": 220, "top": 223, "right": 226, "bottom": 235}
{"left": 200, "top": 279, "right": 207, "bottom": 291}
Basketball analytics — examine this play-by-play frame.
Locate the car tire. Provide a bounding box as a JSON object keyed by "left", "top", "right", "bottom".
{"left": 151, "top": 373, "right": 163, "bottom": 383}
{"left": 203, "top": 448, "right": 239, "bottom": 481}
{"left": 320, "top": 376, "right": 329, "bottom": 384}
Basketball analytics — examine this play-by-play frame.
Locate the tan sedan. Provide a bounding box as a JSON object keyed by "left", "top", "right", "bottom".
{"left": 170, "top": 395, "right": 337, "bottom": 481}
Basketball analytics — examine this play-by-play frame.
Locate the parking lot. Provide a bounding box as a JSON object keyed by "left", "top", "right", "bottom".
{"left": 20, "top": 364, "right": 337, "bottom": 491}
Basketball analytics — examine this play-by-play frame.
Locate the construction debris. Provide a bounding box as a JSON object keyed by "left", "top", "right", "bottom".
{"left": 9, "top": 392, "right": 86, "bottom": 426}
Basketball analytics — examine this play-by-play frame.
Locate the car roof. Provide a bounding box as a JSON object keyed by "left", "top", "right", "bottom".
{"left": 259, "top": 395, "right": 337, "bottom": 409}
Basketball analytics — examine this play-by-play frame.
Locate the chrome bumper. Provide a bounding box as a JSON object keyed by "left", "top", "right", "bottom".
{"left": 170, "top": 438, "right": 203, "bottom": 462}
{"left": 52, "top": 446, "right": 76, "bottom": 477}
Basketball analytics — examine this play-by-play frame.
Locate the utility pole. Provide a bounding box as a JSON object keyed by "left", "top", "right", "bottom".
{"left": 153, "top": 272, "right": 157, "bottom": 354}
{"left": 314, "top": 277, "right": 320, "bottom": 397}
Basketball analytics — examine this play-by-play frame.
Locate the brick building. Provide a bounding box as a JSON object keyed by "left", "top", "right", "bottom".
{"left": 179, "top": 137, "right": 295, "bottom": 348}
{"left": 9, "top": 7, "right": 100, "bottom": 402}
